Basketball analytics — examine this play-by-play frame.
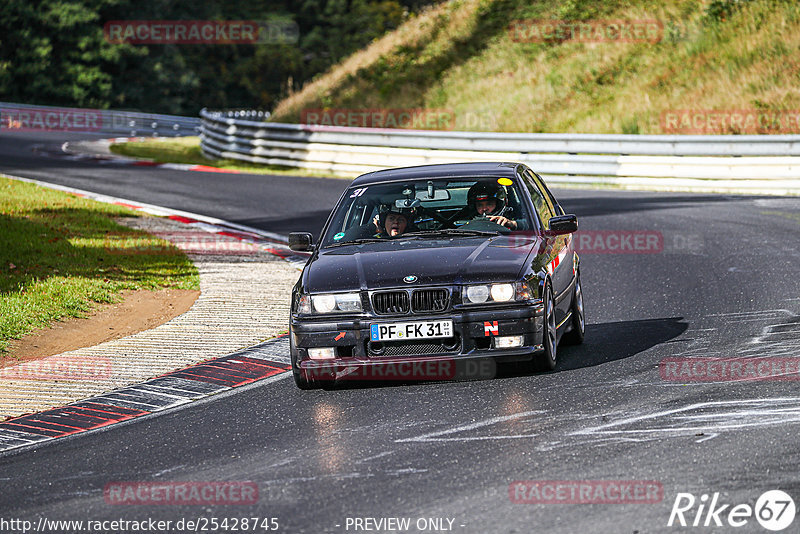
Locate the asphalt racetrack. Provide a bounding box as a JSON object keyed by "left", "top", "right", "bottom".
{"left": 2, "top": 131, "right": 800, "bottom": 533}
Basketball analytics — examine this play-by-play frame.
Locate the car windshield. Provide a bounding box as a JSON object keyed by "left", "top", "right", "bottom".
{"left": 321, "top": 177, "right": 534, "bottom": 247}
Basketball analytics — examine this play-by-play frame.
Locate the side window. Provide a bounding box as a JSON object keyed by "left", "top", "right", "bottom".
{"left": 522, "top": 170, "right": 554, "bottom": 229}
{"left": 340, "top": 198, "right": 374, "bottom": 234}
{"left": 532, "top": 171, "right": 562, "bottom": 216}
{"left": 343, "top": 201, "right": 363, "bottom": 232}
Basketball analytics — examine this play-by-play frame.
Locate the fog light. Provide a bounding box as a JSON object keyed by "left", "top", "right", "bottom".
{"left": 308, "top": 347, "right": 336, "bottom": 360}
{"left": 493, "top": 335, "right": 524, "bottom": 349}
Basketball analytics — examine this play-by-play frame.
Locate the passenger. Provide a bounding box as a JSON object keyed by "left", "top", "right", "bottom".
{"left": 376, "top": 206, "right": 417, "bottom": 237}
{"left": 382, "top": 210, "right": 409, "bottom": 237}
{"left": 339, "top": 205, "right": 416, "bottom": 242}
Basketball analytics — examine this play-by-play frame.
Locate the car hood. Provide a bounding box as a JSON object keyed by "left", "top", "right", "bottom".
{"left": 302, "top": 235, "right": 542, "bottom": 292}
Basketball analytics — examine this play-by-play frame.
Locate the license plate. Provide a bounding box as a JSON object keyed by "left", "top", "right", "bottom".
{"left": 370, "top": 320, "right": 453, "bottom": 342}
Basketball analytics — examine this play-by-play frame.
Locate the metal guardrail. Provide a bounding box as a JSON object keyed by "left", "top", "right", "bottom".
{"left": 199, "top": 108, "right": 800, "bottom": 194}
{"left": 1, "top": 101, "right": 201, "bottom": 137}
{"left": 200, "top": 109, "right": 800, "bottom": 157}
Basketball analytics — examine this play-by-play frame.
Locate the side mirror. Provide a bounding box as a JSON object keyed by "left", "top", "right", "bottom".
{"left": 547, "top": 214, "right": 578, "bottom": 235}
{"left": 288, "top": 232, "right": 314, "bottom": 251}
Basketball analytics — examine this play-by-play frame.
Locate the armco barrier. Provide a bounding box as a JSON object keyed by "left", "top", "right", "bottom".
{"left": 199, "top": 109, "right": 800, "bottom": 195}
{"left": 1, "top": 101, "right": 200, "bottom": 137}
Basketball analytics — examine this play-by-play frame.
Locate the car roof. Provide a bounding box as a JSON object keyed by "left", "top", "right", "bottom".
{"left": 350, "top": 162, "right": 524, "bottom": 187}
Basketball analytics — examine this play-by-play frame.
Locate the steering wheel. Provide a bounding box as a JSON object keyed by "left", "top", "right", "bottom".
{"left": 417, "top": 206, "right": 457, "bottom": 229}
{"left": 439, "top": 208, "right": 471, "bottom": 229}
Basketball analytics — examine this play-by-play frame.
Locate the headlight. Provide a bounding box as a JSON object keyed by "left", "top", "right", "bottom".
{"left": 299, "top": 292, "right": 362, "bottom": 314}
{"left": 312, "top": 294, "right": 337, "bottom": 313}
{"left": 465, "top": 285, "right": 489, "bottom": 303}
{"left": 490, "top": 283, "right": 514, "bottom": 302}
{"left": 462, "top": 282, "right": 535, "bottom": 304}
{"left": 334, "top": 293, "right": 362, "bottom": 312}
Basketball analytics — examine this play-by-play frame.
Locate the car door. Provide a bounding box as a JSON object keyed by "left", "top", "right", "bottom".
{"left": 520, "top": 168, "right": 574, "bottom": 325}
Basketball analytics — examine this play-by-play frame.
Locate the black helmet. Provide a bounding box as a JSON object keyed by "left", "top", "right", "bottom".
{"left": 467, "top": 181, "right": 507, "bottom": 215}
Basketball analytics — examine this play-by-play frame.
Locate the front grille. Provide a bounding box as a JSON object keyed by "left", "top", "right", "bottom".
{"left": 372, "top": 288, "right": 450, "bottom": 315}
{"left": 372, "top": 291, "right": 410, "bottom": 315}
{"left": 367, "top": 335, "right": 461, "bottom": 356}
{"left": 412, "top": 289, "right": 449, "bottom": 313}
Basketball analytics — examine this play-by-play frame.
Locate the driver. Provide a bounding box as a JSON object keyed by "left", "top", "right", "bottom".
{"left": 466, "top": 181, "right": 518, "bottom": 230}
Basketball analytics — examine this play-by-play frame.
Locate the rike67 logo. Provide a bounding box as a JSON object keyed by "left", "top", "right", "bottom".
{"left": 668, "top": 490, "right": 796, "bottom": 531}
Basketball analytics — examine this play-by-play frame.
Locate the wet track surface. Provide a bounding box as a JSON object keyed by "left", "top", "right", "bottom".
{"left": 2, "top": 132, "right": 800, "bottom": 532}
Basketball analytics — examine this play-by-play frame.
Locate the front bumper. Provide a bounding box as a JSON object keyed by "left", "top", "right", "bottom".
{"left": 291, "top": 301, "right": 545, "bottom": 381}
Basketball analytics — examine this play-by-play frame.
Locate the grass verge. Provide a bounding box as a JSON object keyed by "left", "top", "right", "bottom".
{"left": 0, "top": 176, "right": 200, "bottom": 357}
{"left": 271, "top": 0, "right": 800, "bottom": 135}
{"left": 109, "top": 137, "right": 342, "bottom": 179}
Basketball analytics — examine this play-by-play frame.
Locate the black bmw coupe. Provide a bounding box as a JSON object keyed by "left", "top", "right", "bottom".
{"left": 288, "top": 162, "right": 583, "bottom": 389}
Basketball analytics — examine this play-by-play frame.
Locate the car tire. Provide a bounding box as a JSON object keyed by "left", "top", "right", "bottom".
{"left": 562, "top": 271, "right": 585, "bottom": 345}
{"left": 290, "top": 325, "right": 319, "bottom": 390}
{"left": 292, "top": 365, "right": 317, "bottom": 390}
{"left": 536, "top": 284, "right": 558, "bottom": 371}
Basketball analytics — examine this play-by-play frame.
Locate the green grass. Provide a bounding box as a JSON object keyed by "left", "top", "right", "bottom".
{"left": 761, "top": 211, "right": 800, "bottom": 224}
{"left": 109, "top": 137, "right": 342, "bottom": 179}
{"left": 271, "top": 0, "right": 800, "bottom": 134}
{"left": 109, "top": 136, "right": 208, "bottom": 166}
{"left": 0, "top": 176, "right": 199, "bottom": 357}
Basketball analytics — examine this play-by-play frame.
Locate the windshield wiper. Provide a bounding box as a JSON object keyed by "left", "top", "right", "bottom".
{"left": 398, "top": 229, "right": 500, "bottom": 238}
{"left": 324, "top": 237, "right": 387, "bottom": 248}
{"left": 325, "top": 230, "right": 499, "bottom": 247}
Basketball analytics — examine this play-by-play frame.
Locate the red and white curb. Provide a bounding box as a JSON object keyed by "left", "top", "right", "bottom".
{"left": 0, "top": 173, "right": 309, "bottom": 453}
{"left": 5, "top": 174, "right": 311, "bottom": 269}
{"left": 0, "top": 337, "right": 291, "bottom": 454}
{"left": 34, "top": 138, "right": 244, "bottom": 174}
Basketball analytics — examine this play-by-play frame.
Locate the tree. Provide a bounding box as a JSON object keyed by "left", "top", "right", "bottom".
{"left": 0, "top": 0, "right": 436, "bottom": 114}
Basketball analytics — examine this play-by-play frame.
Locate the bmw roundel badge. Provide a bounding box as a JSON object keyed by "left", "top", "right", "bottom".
{"left": 403, "top": 275, "right": 418, "bottom": 284}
